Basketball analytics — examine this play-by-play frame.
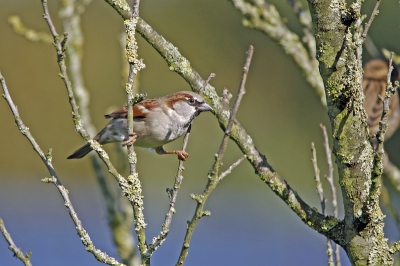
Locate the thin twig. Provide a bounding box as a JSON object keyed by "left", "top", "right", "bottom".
{"left": 0, "top": 218, "right": 32, "bottom": 266}
{"left": 213, "top": 45, "right": 254, "bottom": 171}
{"left": 311, "top": 143, "right": 333, "bottom": 265}
{"left": 43, "top": 0, "right": 128, "bottom": 186}
{"left": 287, "top": 0, "right": 312, "bottom": 31}
{"left": 225, "top": 46, "right": 253, "bottom": 135}
{"left": 311, "top": 143, "right": 326, "bottom": 215}
{"left": 286, "top": 0, "right": 315, "bottom": 57}
{"left": 148, "top": 124, "right": 193, "bottom": 254}
{"left": 320, "top": 125, "right": 338, "bottom": 218}
{"left": 41, "top": 0, "right": 128, "bottom": 209}
{"left": 375, "top": 53, "right": 396, "bottom": 153}
{"left": 199, "top": 73, "right": 215, "bottom": 94}
{"left": 361, "top": 0, "right": 381, "bottom": 41}
{"left": 124, "top": 0, "right": 149, "bottom": 264}
{"left": 320, "top": 124, "right": 341, "bottom": 266}
{"left": 369, "top": 53, "right": 398, "bottom": 204}
{"left": 177, "top": 45, "right": 253, "bottom": 265}
{"left": 382, "top": 49, "right": 400, "bottom": 65}
{"left": 1, "top": 71, "right": 124, "bottom": 266}
{"left": 217, "top": 155, "right": 247, "bottom": 182}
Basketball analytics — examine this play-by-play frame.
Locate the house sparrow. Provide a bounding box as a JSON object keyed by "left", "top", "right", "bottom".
{"left": 67, "top": 91, "right": 213, "bottom": 160}
{"left": 363, "top": 59, "right": 400, "bottom": 140}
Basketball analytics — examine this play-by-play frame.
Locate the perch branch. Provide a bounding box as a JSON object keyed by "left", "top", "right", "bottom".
{"left": 124, "top": 0, "right": 149, "bottom": 263}
{"left": 58, "top": 1, "right": 138, "bottom": 263}
{"left": 149, "top": 70, "right": 216, "bottom": 253}
{"left": 40, "top": 0, "right": 149, "bottom": 262}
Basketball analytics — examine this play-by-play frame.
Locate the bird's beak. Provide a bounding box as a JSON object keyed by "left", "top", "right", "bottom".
{"left": 198, "top": 102, "right": 213, "bottom": 112}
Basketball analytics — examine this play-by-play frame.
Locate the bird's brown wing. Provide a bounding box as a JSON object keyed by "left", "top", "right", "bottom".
{"left": 104, "top": 99, "right": 159, "bottom": 119}
{"left": 104, "top": 106, "right": 128, "bottom": 119}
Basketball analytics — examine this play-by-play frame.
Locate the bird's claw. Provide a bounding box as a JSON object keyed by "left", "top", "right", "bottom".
{"left": 122, "top": 134, "right": 137, "bottom": 147}
{"left": 175, "top": 150, "right": 189, "bottom": 161}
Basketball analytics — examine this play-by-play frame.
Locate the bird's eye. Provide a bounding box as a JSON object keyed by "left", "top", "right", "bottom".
{"left": 187, "top": 97, "right": 196, "bottom": 105}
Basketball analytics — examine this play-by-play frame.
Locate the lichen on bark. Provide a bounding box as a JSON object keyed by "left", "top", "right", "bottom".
{"left": 307, "top": 0, "right": 391, "bottom": 264}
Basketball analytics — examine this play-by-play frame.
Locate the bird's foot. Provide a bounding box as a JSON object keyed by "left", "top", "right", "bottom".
{"left": 167, "top": 150, "right": 189, "bottom": 161}
{"left": 122, "top": 134, "right": 137, "bottom": 147}
{"left": 155, "top": 146, "right": 189, "bottom": 161}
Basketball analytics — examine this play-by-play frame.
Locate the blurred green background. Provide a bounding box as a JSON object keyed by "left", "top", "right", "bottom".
{"left": 1, "top": 1, "right": 400, "bottom": 265}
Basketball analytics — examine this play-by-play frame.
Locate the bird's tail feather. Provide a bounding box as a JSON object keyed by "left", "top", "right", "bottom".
{"left": 67, "top": 143, "right": 93, "bottom": 159}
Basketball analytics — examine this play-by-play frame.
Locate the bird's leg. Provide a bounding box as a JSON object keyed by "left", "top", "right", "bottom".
{"left": 122, "top": 133, "right": 137, "bottom": 147}
{"left": 155, "top": 146, "right": 189, "bottom": 161}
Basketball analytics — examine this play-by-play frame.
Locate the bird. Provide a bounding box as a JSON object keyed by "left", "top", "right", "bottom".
{"left": 67, "top": 91, "right": 213, "bottom": 161}
{"left": 363, "top": 59, "right": 400, "bottom": 140}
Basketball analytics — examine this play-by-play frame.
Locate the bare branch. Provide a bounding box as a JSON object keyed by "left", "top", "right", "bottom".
{"left": 311, "top": 143, "right": 333, "bottom": 265}
{"left": 124, "top": 1, "right": 148, "bottom": 264}
{"left": 0, "top": 218, "right": 32, "bottom": 266}
{"left": 320, "top": 125, "right": 338, "bottom": 218}
{"left": 148, "top": 124, "right": 192, "bottom": 254}
{"left": 382, "top": 49, "right": 400, "bottom": 65}
{"left": 59, "top": 0, "right": 140, "bottom": 266}
{"left": 361, "top": 0, "right": 381, "bottom": 41}
{"left": 226, "top": 46, "right": 253, "bottom": 133}
{"left": 1, "top": 71, "right": 124, "bottom": 266}
{"left": 58, "top": 1, "right": 138, "bottom": 263}
{"left": 311, "top": 142, "right": 326, "bottom": 214}
{"left": 286, "top": 0, "right": 315, "bottom": 58}
{"left": 374, "top": 54, "right": 396, "bottom": 164}
{"left": 320, "top": 124, "right": 341, "bottom": 266}
{"left": 217, "top": 155, "right": 246, "bottom": 182}
{"left": 370, "top": 53, "right": 399, "bottom": 203}
{"left": 41, "top": 0, "right": 131, "bottom": 212}
{"left": 212, "top": 44, "right": 253, "bottom": 176}
{"left": 40, "top": 0, "right": 149, "bottom": 263}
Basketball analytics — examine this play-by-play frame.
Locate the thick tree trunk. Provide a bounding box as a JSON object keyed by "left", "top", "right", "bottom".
{"left": 307, "top": 0, "right": 392, "bottom": 264}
